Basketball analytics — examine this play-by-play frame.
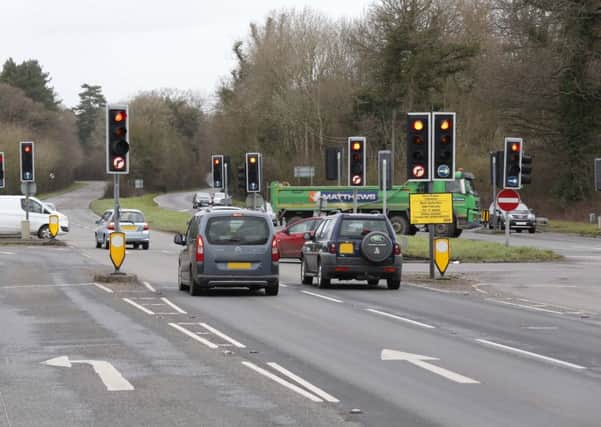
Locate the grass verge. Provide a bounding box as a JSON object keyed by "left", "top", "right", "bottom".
{"left": 90, "top": 194, "right": 190, "bottom": 234}
{"left": 540, "top": 220, "right": 601, "bottom": 237}
{"left": 400, "top": 235, "right": 561, "bottom": 262}
{"left": 38, "top": 181, "right": 87, "bottom": 200}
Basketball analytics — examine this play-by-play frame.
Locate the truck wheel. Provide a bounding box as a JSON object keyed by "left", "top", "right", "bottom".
{"left": 390, "top": 216, "right": 410, "bottom": 235}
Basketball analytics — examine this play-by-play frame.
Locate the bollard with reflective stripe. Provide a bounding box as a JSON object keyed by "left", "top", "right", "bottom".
{"left": 48, "top": 214, "right": 59, "bottom": 238}
{"left": 434, "top": 238, "right": 450, "bottom": 277}
{"left": 109, "top": 232, "right": 126, "bottom": 272}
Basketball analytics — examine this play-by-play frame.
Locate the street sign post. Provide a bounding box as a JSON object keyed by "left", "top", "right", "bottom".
{"left": 496, "top": 188, "right": 520, "bottom": 247}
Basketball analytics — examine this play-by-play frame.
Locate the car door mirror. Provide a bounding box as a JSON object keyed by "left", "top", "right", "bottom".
{"left": 173, "top": 234, "right": 186, "bottom": 245}
{"left": 303, "top": 232, "right": 313, "bottom": 241}
{"left": 95, "top": 219, "right": 101, "bottom": 225}
{"left": 282, "top": 228, "right": 290, "bottom": 235}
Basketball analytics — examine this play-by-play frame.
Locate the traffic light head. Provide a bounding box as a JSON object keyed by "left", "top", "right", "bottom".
{"left": 406, "top": 113, "right": 430, "bottom": 181}
{"left": 20, "top": 141, "right": 35, "bottom": 182}
{"left": 211, "top": 155, "right": 224, "bottom": 189}
{"left": 348, "top": 137, "right": 366, "bottom": 186}
{"left": 521, "top": 154, "right": 533, "bottom": 185}
{"left": 432, "top": 113, "right": 455, "bottom": 180}
{"left": 503, "top": 137, "right": 523, "bottom": 189}
{"left": 0, "top": 152, "right": 4, "bottom": 188}
{"left": 237, "top": 166, "right": 246, "bottom": 191}
{"left": 107, "top": 105, "right": 130, "bottom": 174}
{"left": 246, "top": 153, "right": 261, "bottom": 192}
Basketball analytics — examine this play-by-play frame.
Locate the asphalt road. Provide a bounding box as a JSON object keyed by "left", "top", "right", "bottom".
{"left": 1, "top": 182, "right": 600, "bottom": 426}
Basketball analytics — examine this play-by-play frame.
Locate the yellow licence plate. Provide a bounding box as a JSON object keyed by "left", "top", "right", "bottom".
{"left": 339, "top": 243, "right": 354, "bottom": 254}
{"left": 227, "top": 262, "right": 252, "bottom": 270}
{"left": 121, "top": 225, "right": 137, "bottom": 231}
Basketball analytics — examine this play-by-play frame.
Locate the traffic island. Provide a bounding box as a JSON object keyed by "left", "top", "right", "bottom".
{"left": 0, "top": 238, "right": 67, "bottom": 246}
{"left": 94, "top": 271, "right": 139, "bottom": 284}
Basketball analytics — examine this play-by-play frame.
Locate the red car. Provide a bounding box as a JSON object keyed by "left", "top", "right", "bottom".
{"left": 275, "top": 217, "right": 324, "bottom": 258}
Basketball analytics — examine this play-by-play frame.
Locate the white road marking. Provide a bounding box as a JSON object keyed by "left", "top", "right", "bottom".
{"left": 199, "top": 323, "right": 246, "bottom": 348}
{"left": 82, "top": 252, "right": 92, "bottom": 259}
{"left": 522, "top": 326, "right": 558, "bottom": 330}
{"left": 0, "top": 283, "right": 95, "bottom": 290}
{"left": 0, "top": 251, "right": 16, "bottom": 255}
{"left": 123, "top": 298, "right": 155, "bottom": 315}
{"left": 486, "top": 298, "right": 563, "bottom": 314}
{"left": 280, "top": 283, "right": 288, "bottom": 287}
{"left": 301, "top": 291, "right": 343, "bottom": 304}
{"left": 475, "top": 339, "right": 586, "bottom": 370}
{"left": 405, "top": 283, "right": 464, "bottom": 294}
{"left": 143, "top": 281, "right": 157, "bottom": 293}
{"left": 168, "top": 323, "right": 219, "bottom": 349}
{"left": 242, "top": 361, "right": 323, "bottom": 402}
{"left": 366, "top": 308, "right": 435, "bottom": 329}
{"left": 267, "top": 362, "right": 339, "bottom": 402}
{"left": 514, "top": 285, "right": 577, "bottom": 288}
{"left": 381, "top": 349, "right": 479, "bottom": 384}
{"left": 42, "top": 356, "right": 134, "bottom": 391}
{"left": 161, "top": 297, "right": 187, "bottom": 314}
{"left": 94, "top": 283, "right": 114, "bottom": 294}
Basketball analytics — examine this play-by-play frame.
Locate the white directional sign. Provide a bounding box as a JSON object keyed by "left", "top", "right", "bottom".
{"left": 42, "top": 356, "right": 134, "bottom": 391}
{"left": 381, "top": 349, "right": 479, "bottom": 384}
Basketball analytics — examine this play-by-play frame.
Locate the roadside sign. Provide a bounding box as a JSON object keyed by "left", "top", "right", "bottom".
{"left": 134, "top": 179, "right": 144, "bottom": 189}
{"left": 294, "top": 166, "right": 315, "bottom": 178}
{"left": 496, "top": 188, "right": 520, "bottom": 212}
{"left": 48, "top": 214, "right": 59, "bottom": 238}
{"left": 434, "top": 238, "right": 450, "bottom": 276}
{"left": 409, "top": 193, "right": 453, "bottom": 225}
{"left": 109, "top": 232, "right": 126, "bottom": 271}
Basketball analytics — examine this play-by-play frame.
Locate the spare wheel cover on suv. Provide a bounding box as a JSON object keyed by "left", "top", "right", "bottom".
{"left": 360, "top": 231, "right": 393, "bottom": 263}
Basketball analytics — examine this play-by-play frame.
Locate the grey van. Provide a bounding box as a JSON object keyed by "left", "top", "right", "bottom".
{"left": 174, "top": 209, "right": 279, "bottom": 296}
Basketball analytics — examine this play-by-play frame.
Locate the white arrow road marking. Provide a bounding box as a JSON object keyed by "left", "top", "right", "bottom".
{"left": 381, "top": 349, "right": 479, "bottom": 384}
{"left": 42, "top": 356, "right": 134, "bottom": 391}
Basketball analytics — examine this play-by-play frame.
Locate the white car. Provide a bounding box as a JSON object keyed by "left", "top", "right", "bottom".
{"left": 0, "top": 195, "right": 69, "bottom": 238}
{"left": 212, "top": 192, "right": 227, "bottom": 205}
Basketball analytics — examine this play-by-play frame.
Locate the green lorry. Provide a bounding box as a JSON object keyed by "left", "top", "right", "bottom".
{"left": 270, "top": 171, "right": 481, "bottom": 237}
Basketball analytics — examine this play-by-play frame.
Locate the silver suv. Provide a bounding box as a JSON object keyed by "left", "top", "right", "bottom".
{"left": 174, "top": 209, "right": 279, "bottom": 296}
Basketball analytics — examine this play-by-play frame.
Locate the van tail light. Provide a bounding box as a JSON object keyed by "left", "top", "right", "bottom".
{"left": 143, "top": 223, "right": 149, "bottom": 230}
{"left": 393, "top": 243, "right": 401, "bottom": 256}
{"left": 107, "top": 223, "right": 115, "bottom": 231}
{"left": 272, "top": 238, "right": 280, "bottom": 262}
{"left": 195, "top": 235, "right": 205, "bottom": 262}
{"left": 329, "top": 243, "right": 337, "bottom": 254}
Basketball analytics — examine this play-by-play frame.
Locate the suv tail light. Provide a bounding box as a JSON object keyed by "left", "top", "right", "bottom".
{"left": 393, "top": 243, "right": 401, "bottom": 256}
{"left": 143, "top": 223, "right": 149, "bottom": 230}
{"left": 107, "top": 223, "right": 115, "bottom": 231}
{"left": 328, "top": 243, "right": 337, "bottom": 254}
{"left": 195, "top": 235, "right": 205, "bottom": 262}
{"left": 272, "top": 238, "right": 280, "bottom": 262}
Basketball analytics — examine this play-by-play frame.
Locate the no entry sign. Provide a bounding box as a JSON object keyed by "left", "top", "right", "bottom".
{"left": 497, "top": 189, "right": 520, "bottom": 212}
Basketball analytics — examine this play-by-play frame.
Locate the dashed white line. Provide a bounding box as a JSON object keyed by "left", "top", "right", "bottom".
{"left": 0, "top": 283, "right": 95, "bottom": 289}
{"left": 267, "top": 362, "right": 339, "bottom": 402}
{"left": 0, "top": 251, "right": 16, "bottom": 255}
{"left": 242, "top": 361, "right": 323, "bottom": 402}
{"left": 280, "top": 283, "right": 289, "bottom": 288}
{"left": 143, "top": 281, "right": 157, "bottom": 293}
{"left": 476, "top": 339, "right": 587, "bottom": 370}
{"left": 199, "top": 323, "right": 246, "bottom": 348}
{"left": 486, "top": 298, "right": 563, "bottom": 314}
{"left": 94, "top": 283, "right": 114, "bottom": 294}
{"left": 301, "top": 291, "right": 343, "bottom": 304}
{"left": 169, "top": 323, "right": 219, "bottom": 349}
{"left": 123, "top": 298, "right": 155, "bottom": 315}
{"left": 366, "top": 308, "right": 435, "bottom": 329}
{"left": 161, "top": 297, "right": 187, "bottom": 314}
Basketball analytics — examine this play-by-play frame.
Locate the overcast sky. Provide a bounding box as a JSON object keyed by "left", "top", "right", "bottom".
{"left": 0, "top": 1, "right": 371, "bottom": 108}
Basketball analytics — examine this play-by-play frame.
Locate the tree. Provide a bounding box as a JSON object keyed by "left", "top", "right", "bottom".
{"left": 73, "top": 84, "right": 106, "bottom": 146}
{"left": 0, "top": 58, "right": 59, "bottom": 110}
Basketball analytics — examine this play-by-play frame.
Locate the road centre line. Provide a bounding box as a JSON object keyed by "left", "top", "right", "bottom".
{"left": 161, "top": 297, "right": 187, "bottom": 314}
{"left": 199, "top": 323, "right": 246, "bottom": 348}
{"left": 267, "top": 362, "right": 339, "bottom": 402}
{"left": 366, "top": 308, "right": 436, "bottom": 329}
{"left": 476, "top": 338, "right": 587, "bottom": 370}
{"left": 300, "top": 291, "right": 343, "bottom": 304}
{"left": 0, "top": 251, "right": 16, "bottom": 255}
{"left": 0, "top": 282, "right": 95, "bottom": 289}
{"left": 486, "top": 298, "right": 563, "bottom": 314}
{"left": 242, "top": 361, "right": 323, "bottom": 402}
{"left": 122, "top": 298, "right": 155, "bottom": 315}
{"left": 168, "top": 323, "right": 219, "bottom": 349}
{"left": 143, "top": 281, "right": 157, "bottom": 293}
{"left": 94, "top": 283, "right": 114, "bottom": 294}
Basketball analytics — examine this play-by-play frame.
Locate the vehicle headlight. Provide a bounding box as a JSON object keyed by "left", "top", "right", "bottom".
{"left": 528, "top": 214, "right": 535, "bottom": 220}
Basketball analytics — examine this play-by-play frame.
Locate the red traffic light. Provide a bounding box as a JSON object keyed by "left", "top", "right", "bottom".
{"left": 412, "top": 120, "right": 424, "bottom": 131}
{"left": 114, "top": 111, "right": 127, "bottom": 122}
{"left": 351, "top": 141, "right": 362, "bottom": 151}
{"left": 511, "top": 142, "right": 521, "bottom": 152}
{"left": 249, "top": 156, "right": 257, "bottom": 164}
{"left": 23, "top": 145, "right": 32, "bottom": 153}
{"left": 214, "top": 158, "right": 220, "bottom": 165}
{"left": 440, "top": 119, "right": 451, "bottom": 131}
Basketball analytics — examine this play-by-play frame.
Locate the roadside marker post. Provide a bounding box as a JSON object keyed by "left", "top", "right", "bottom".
{"left": 496, "top": 188, "right": 520, "bottom": 247}
{"left": 109, "top": 232, "right": 126, "bottom": 273}
{"left": 48, "top": 214, "right": 59, "bottom": 239}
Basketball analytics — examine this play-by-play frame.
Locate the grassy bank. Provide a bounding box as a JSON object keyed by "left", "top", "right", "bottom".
{"left": 38, "top": 181, "right": 87, "bottom": 200}
{"left": 540, "top": 220, "right": 601, "bottom": 237}
{"left": 400, "top": 235, "right": 561, "bottom": 262}
{"left": 90, "top": 194, "right": 190, "bottom": 234}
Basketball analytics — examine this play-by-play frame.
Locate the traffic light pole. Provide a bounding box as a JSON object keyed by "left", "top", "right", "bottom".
{"left": 224, "top": 163, "right": 229, "bottom": 200}
{"left": 353, "top": 188, "right": 358, "bottom": 213}
{"left": 113, "top": 175, "right": 121, "bottom": 233}
{"left": 491, "top": 154, "right": 497, "bottom": 230}
{"left": 382, "top": 160, "right": 387, "bottom": 215}
{"left": 337, "top": 151, "right": 341, "bottom": 187}
{"left": 428, "top": 181, "right": 435, "bottom": 279}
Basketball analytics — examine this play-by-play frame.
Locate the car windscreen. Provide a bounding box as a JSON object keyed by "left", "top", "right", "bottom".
{"left": 120, "top": 212, "right": 144, "bottom": 223}
{"left": 206, "top": 216, "right": 269, "bottom": 245}
{"left": 339, "top": 219, "right": 389, "bottom": 239}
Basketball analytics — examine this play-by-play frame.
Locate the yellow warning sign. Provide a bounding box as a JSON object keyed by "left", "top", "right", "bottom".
{"left": 48, "top": 214, "right": 59, "bottom": 238}
{"left": 409, "top": 193, "right": 453, "bottom": 224}
{"left": 434, "top": 238, "right": 450, "bottom": 275}
{"left": 109, "top": 232, "right": 126, "bottom": 270}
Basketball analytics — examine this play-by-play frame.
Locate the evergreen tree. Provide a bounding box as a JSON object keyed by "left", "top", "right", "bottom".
{"left": 0, "top": 58, "right": 59, "bottom": 110}
{"left": 73, "top": 84, "right": 106, "bottom": 146}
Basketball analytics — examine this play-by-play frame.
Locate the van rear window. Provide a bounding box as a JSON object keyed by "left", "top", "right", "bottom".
{"left": 339, "top": 219, "right": 388, "bottom": 239}
{"left": 206, "top": 216, "right": 269, "bottom": 245}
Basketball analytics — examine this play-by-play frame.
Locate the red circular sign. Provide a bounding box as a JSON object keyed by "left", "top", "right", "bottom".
{"left": 412, "top": 165, "right": 426, "bottom": 178}
{"left": 497, "top": 189, "right": 520, "bottom": 212}
{"left": 113, "top": 156, "right": 126, "bottom": 170}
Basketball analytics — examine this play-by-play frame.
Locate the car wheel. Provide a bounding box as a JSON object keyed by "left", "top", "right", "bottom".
{"left": 367, "top": 279, "right": 380, "bottom": 286}
{"left": 265, "top": 280, "right": 279, "bottom": 296}
{"left": 189, "top": 272, "right": 204, "bottom": 296}
{"left": 317, "top": 261, "right": 330, "bottom": 288}
{"left": 38, "top": 225, "right": 50, "bottom": 239}
{"left": 528, "top": 227, "right": 536, "bottom": 234}
{"left": 95, "top": 234, "right": 101, "bottom": 249}
{"left": 104, "top": 236, "right": 110, "bottom": 250}
{"left": 387, "top": 279, "right": 401, "bottom": 290}
{"left": 142, "top": 242, "right": 149, "bottom": 250}
{"left": 301, "top": 258, "right": 313, "bottom": 285}
{"left": 390, "top": 215, "right": 410, "bottom": 235}
{"left": 178, "top": 265, "right": 189, "bottom": 291}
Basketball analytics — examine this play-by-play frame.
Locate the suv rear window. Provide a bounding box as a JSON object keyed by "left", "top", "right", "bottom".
{"left": 206, "top": 216, "right": 269, "bottom": 245}
{"left": 339, "top": 219, "right": 389, "bottom": 239}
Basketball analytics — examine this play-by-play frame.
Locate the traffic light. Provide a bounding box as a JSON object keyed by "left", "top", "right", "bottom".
{"left": 490, "top": 151, "right": 504, "bottom": 186}
{"left": 348, "top": 137, "right": 366, "bottom": 186}
{"left": 432, "top": 112, "right": 455, "bottom": 180}
{"left": 246, "top": 152, "right": 261, "bottom": 192}
{"left": 521, "top": 154, "right": 533, "bottom": 185}
{"left": 20, "top": 141, "right": 35, "bottom": 182}
{"left": 211, "top": 155, "right": 224, "bottom": 189}
{"left": 325, "top": 147, "right": 342, "bottom": 181}
{"left": 237, "top": 166, "right": 246, "bottom": 191}
{"left": 503, "top": 137, "right": 522, "bottom": 189}
{"left": 106, "top": 105, "right": 130, "bottom": 174}
{"left": 0, "top": 151, "right": 4, "bottom": 189}
{"left": 407, "top": 113, "right": 430, "bottom": 181}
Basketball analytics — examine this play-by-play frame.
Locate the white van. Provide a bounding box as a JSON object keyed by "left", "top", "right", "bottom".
{"left": 0, "top": 196, "right": 69, "bottom": 238}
